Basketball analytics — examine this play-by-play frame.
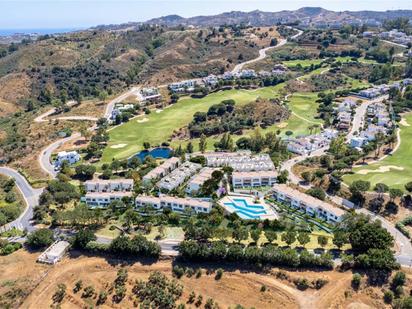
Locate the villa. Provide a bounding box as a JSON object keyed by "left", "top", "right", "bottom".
{"left": 140, "top": 87, "right": 162, "bottom": 104}
{"left": 81, "top": 191, "right": 133, "bottom": 208}
{"left": 232, "top": 170, "right": 277, "bottom": 188}
{"left": 55, "top": 151, "right": 80, "bottom": 167}
{"left": 203, "top": 74, "right": 219, "bottom": 86}
{"left": 203, "top": 152, "right": 275, "bottom": 171}
{"left": 135, "top": 195, "right": 212, "bottom": 214}
{"left": 186, "top": 167, "right": 216, "bottom": 194}
{"left": 238, "top": 69, "right": 257, "bottom": 79}
{"left": 84, "top": 179, "right": 134, "bottom": 192}
{"left": 142, "top": 157, "right": 180, "bottom": 184}
{"left": 157, "top": 161, "right": 201, "bottom": 191}
{"left": 271, "top": 184, "right": 345, "bottom": 223}
{"left": 168, "top": 80, "right": 197, "bottom": 93}
{"left": 286, "top": 130, "right": 337, "bottom": 155}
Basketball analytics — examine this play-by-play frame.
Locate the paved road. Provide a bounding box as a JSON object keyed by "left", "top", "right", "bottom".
{"left": 232, "top": 28, "right": 303, "bottom": 73}
{"left": 381, "top": 39, "right": 408, "bottom": 49}
{"left": 0, "top": 167, "right": 43, "bottom": 232}
{"left": 104, "top": 86, "right": 140, "bottom": 119}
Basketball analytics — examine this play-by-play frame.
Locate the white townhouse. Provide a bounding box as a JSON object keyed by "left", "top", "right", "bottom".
{"left": 140, "top": 87, "right": 162, "bottom": 104}
{"left": 157, "top": 161, "right": 201, "bottom": 191}
{"left": 84, "top": 179, "right": 134, "bottom": 193}
{"left": 142, "top": 157, "right": 180, "bottom": 184}
{"left": 232, "top": 170, "right": 277, "bottom": 188}
{"left": 186, "top": 168, "right": 215, "bottom": 194}
{"left": 81, "top": 191, "right": 133, "bottom": 208}
{"left": 55, "top": 151, "right": 80, "bottom": 167}
{"left": 272, "top": 184, "right": 345, "bottom": 223}
{"left": 135, "top": 195, "right": 212, "bottom": 214}
{"left": 168, "top": 80, "right": 197, "bottom": 93}
{"left": 203, "top": 152, "right": 275, "bottom": 172}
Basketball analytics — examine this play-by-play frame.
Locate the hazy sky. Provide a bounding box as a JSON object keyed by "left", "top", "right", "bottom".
{"left": 1, "top": 0, "right": 411, "bottom": 29}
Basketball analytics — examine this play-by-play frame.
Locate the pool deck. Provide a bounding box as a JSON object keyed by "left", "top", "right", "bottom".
{"left": 219, "top": 194, "right": 278, "bottom": 220}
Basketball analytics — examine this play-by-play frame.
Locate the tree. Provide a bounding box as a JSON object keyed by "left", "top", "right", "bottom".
{"left": 143, "top": 142, "right": 151, "bottom": 150}
{"left": 332, "top": 230, "right": 348, "bottom": 249}
{"left": 53, "top": 283, "right": 66, "bottom": 303}
{"left": 349, "top": 220, "right": 394, "bottom": 253}
{"left": 199, "top": 134, "right": 207, "bottom": 153}
{"left": 232, "top": 227, "right": 248, "bottom": 243}
{"left": 250, "top": 229, "right": 262, "bottom": 244}
{"left": 349, "top": 180, "right": 370, "bottom": 205}
{"left": 277, "top": 170, "right": 289, "bottom": 184}
{"left": 27, "top": 228, "right": 54, "bottom": 248}
{"left": 301, "top": 171, "right": 313, "bottom": 184}
{"left": 74, "top": 164, "right": 96, "bottom": 180}
{"left": 317, "top": 235, "right": 328, "bottom": 247}
{"left": 186, "top": 142, "right": 194, "bottom": 154}
{"left": 389, "top": 188, "right": 403, "bottom": 202}
{"left": 405, "top": 181, "right": 412, "bottom": 193}
{"left": 73, "top": 229, "right": 96, "bottom": 249}
{"left": 374, "top": 183, "right": 389, "bottom": 199}
{"left": 306, "top": 187, "right": 326, "bottom": 201}
{"left": 264, "top": 230, "right": 277, "bottom": 244}
{"left": 297, "top": 232, "right": 311, "bottom": 247}
{"left": 281, "top": 230, "right": 297, "bottom": 246}
{"left": 351, "top": 273, "right": 362, "bottom": 289}
{"left": 98, "top": 90, "right": 108, "bottom": 103}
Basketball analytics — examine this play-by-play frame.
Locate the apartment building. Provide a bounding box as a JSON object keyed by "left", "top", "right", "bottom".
{"left": 168, "top": 80, "right": 196, "bottom": 93}
{"left": 186, "top": 167, "right": 215, "bottom": 194}
{"left": 203, "top": 152, "right": 275, "bottom": 172}
{"left": 142, "top": 157, "right": 180, "bottom": 184}
{"left": 232, "top": 170, "right": 277, "bottom": 188}
{"left": 135, "top": 195, "right": 212, "bottom": 214}
{"left": 157, "top": 161, "right": 201, "bottom": 191}
{"left": 272, "top": 184, "right": 345, "bottom": 223}
{"left": 140, "top": 87, "right": 162, "bottom": 104}
{"left": 81, "top": 191, "right": 133, "bottom": 208}
{"left": 84, "top": 179, "right": 134, "bottom": 193}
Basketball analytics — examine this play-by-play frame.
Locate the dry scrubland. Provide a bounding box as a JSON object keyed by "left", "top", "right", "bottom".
{"left": 0, "top": 250, "right": 407, "bottom": 309}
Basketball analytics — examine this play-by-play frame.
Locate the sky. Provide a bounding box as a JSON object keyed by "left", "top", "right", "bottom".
{"left": 0, "top": 0, "right": 411, "bottom": 29}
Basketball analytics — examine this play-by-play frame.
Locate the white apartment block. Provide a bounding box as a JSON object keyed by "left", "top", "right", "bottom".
{"left": 84, "top": 179, "right": 134, "bottom": 193}
{"left": 203, "top": 152, "right": 275, "bottom": 172}
{"left": 81, "top": 191, "right": 133, "bottom": 208}
{"left": 140, "top": 87, "right": 162, "bottom": 103}
{"left": 158, "top": 161, "right": 201, "bottom": 191}
{"left": 186, "top": 167, "right": 215, "bottom": 194}
{"left": 232, "top": 171, "right": 277, "bottom": 188}
{"left": 135, "top": 195, "right": 212, "bottom": 214}
{"left": 55, "top": 151, "right": 80, "bottom": 167}
{"left": 272, "top": 184, "right": 345, "bottom": 223}
{"left": 168, "top": 80, "right": 196, "bottom": 93}
{"left": 142, "top": 157, "right": 180, "bottom": 184}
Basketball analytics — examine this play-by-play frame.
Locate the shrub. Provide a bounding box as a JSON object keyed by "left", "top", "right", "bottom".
{"left": 195, "top": 268, "right": 202, "bottom": 278}
{"left": 172, "top": 265, "right": 185, "bottom": 279}
{"left": 52, "top": 283, "right": 66, "bottom": 303}
{"left": 73, "top": 280, "right": 83, "bottom": 293}
{"left": 215, "top": 268, "right": 224, "bottom": 280}
{"left": 27, "top": 228, "right": 54, "bottom": 248}
{"left": 313, "top": 278, "right": 328, "bottom": 290}
{"left": 352, "top": 273, "right": 362, "bottom": 290}
{"left": 384, "top": 290, "right": 394, "bottom": 304}
{"left": 82, "top": 285, "right": 95, "bottom": 298}
{"left": 260, "top": 285, "right": 267, "bottom": 292}
{"left": 294, "top": 278, "right": 309, "bottom": 290}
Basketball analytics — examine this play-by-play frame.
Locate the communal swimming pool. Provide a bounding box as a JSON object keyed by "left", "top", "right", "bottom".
{"left": 223, "top": 198, "right": 268, "bottom": 220}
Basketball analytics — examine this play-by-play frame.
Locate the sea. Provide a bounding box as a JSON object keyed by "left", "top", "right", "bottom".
{"left": 0, "top": 28, "right": 81, "bottom": 36}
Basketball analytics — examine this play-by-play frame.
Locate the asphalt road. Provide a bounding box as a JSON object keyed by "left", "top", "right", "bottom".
{"left": 0, "top": 167, "right": 43, "bottom": 232}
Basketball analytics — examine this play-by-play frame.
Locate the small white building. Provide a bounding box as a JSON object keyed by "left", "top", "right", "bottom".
{"left": 186, "top": 168, "right": 216, "bottom": 194}
{"left": 135, "top": 195, "right": 212, "bottom": 214}
{"left": 55, "top": 151, "right": 80, "bottom": 167}
{"left": 350, "top": 136, "right": 368, "bottom": 148}
{"left": 37, "top": 240, "right": 70, "bottom": 264}
{"left": 232, "top": 171, "right": 277, "bottom": 188}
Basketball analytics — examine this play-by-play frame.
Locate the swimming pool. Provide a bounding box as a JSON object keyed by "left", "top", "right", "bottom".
{"left": 223, "top": 198, "right": 268, "bottom": 220}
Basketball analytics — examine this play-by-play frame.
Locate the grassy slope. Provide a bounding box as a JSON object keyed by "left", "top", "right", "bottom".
{"left": 343, "top": 113, "right": 412, "bottom": 191}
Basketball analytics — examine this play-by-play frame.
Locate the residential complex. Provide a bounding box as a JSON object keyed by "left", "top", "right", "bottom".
{"left": 81, "top": 191, "right": 133, "bottom": 208}
{"left": 139, "top": 87, "right": 162, "bottom": 104}
{"left": 286, "top": 129, "right": 338, "bottom": 155}
{"left": 142, "top": 157, "right": 180, "bottom": 184}
{"left": 157, "top": 161, "right": 201, "bottom": 191}
{"left": 168, "top": 80, "right": 197, "bottom": 93}
{"left": 135, "top": 195, "right": 212, "bottom": 214}
{"left": 271, "top": 184, "right": 345, "bottom": 223}
{"left": 186, "top": 167, "right": 216, "bottom": 194}
{"left": 232, "top": 170, "right": 278, "bottom": 188}
{"left": 203, "top": 152, "right": 275, "bottom": 171}
{"left": 84, "top": 179, "right": 134, "bottom": 192}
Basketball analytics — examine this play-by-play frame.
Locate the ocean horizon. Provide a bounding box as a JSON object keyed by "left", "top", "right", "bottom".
{"left": 0, "top": 28, "right": 82, "bottom": 36}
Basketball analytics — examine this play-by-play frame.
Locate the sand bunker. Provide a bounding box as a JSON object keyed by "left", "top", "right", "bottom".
{"left": 156, "top": 109, "right": 163, "bottom": 113}
{"left": 137, "top": 118, "right": 149, "bottom": 123}
{"left": 399, "top": 118, "right": 410, "bottom": 127}
{"left": 277, "top": 122, "right": 288, "bottom": 129}
{"left": 357, "top": 165, "right": 404, "bottom": 175}
{"left": 110, "top": 144, "right": 127, "bottom": 149}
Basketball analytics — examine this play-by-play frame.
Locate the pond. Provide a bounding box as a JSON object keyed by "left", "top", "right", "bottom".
{"left": 133, "top": 147, "right": 172, "bottom": 162}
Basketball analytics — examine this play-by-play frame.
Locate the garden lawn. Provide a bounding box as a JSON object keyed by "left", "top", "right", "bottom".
{"left": 101, "top": 85, "right": 284, "bottom": 163}
{"left": 343, "top": 112, "right": 412, "bottom": 191}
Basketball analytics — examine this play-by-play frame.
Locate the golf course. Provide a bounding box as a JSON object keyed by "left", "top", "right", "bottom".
{"left": 343, "top": 112, "right": 412, "bottom": 191}
{"left": 100, "top": 83, "right": 323, "bottom": 163}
